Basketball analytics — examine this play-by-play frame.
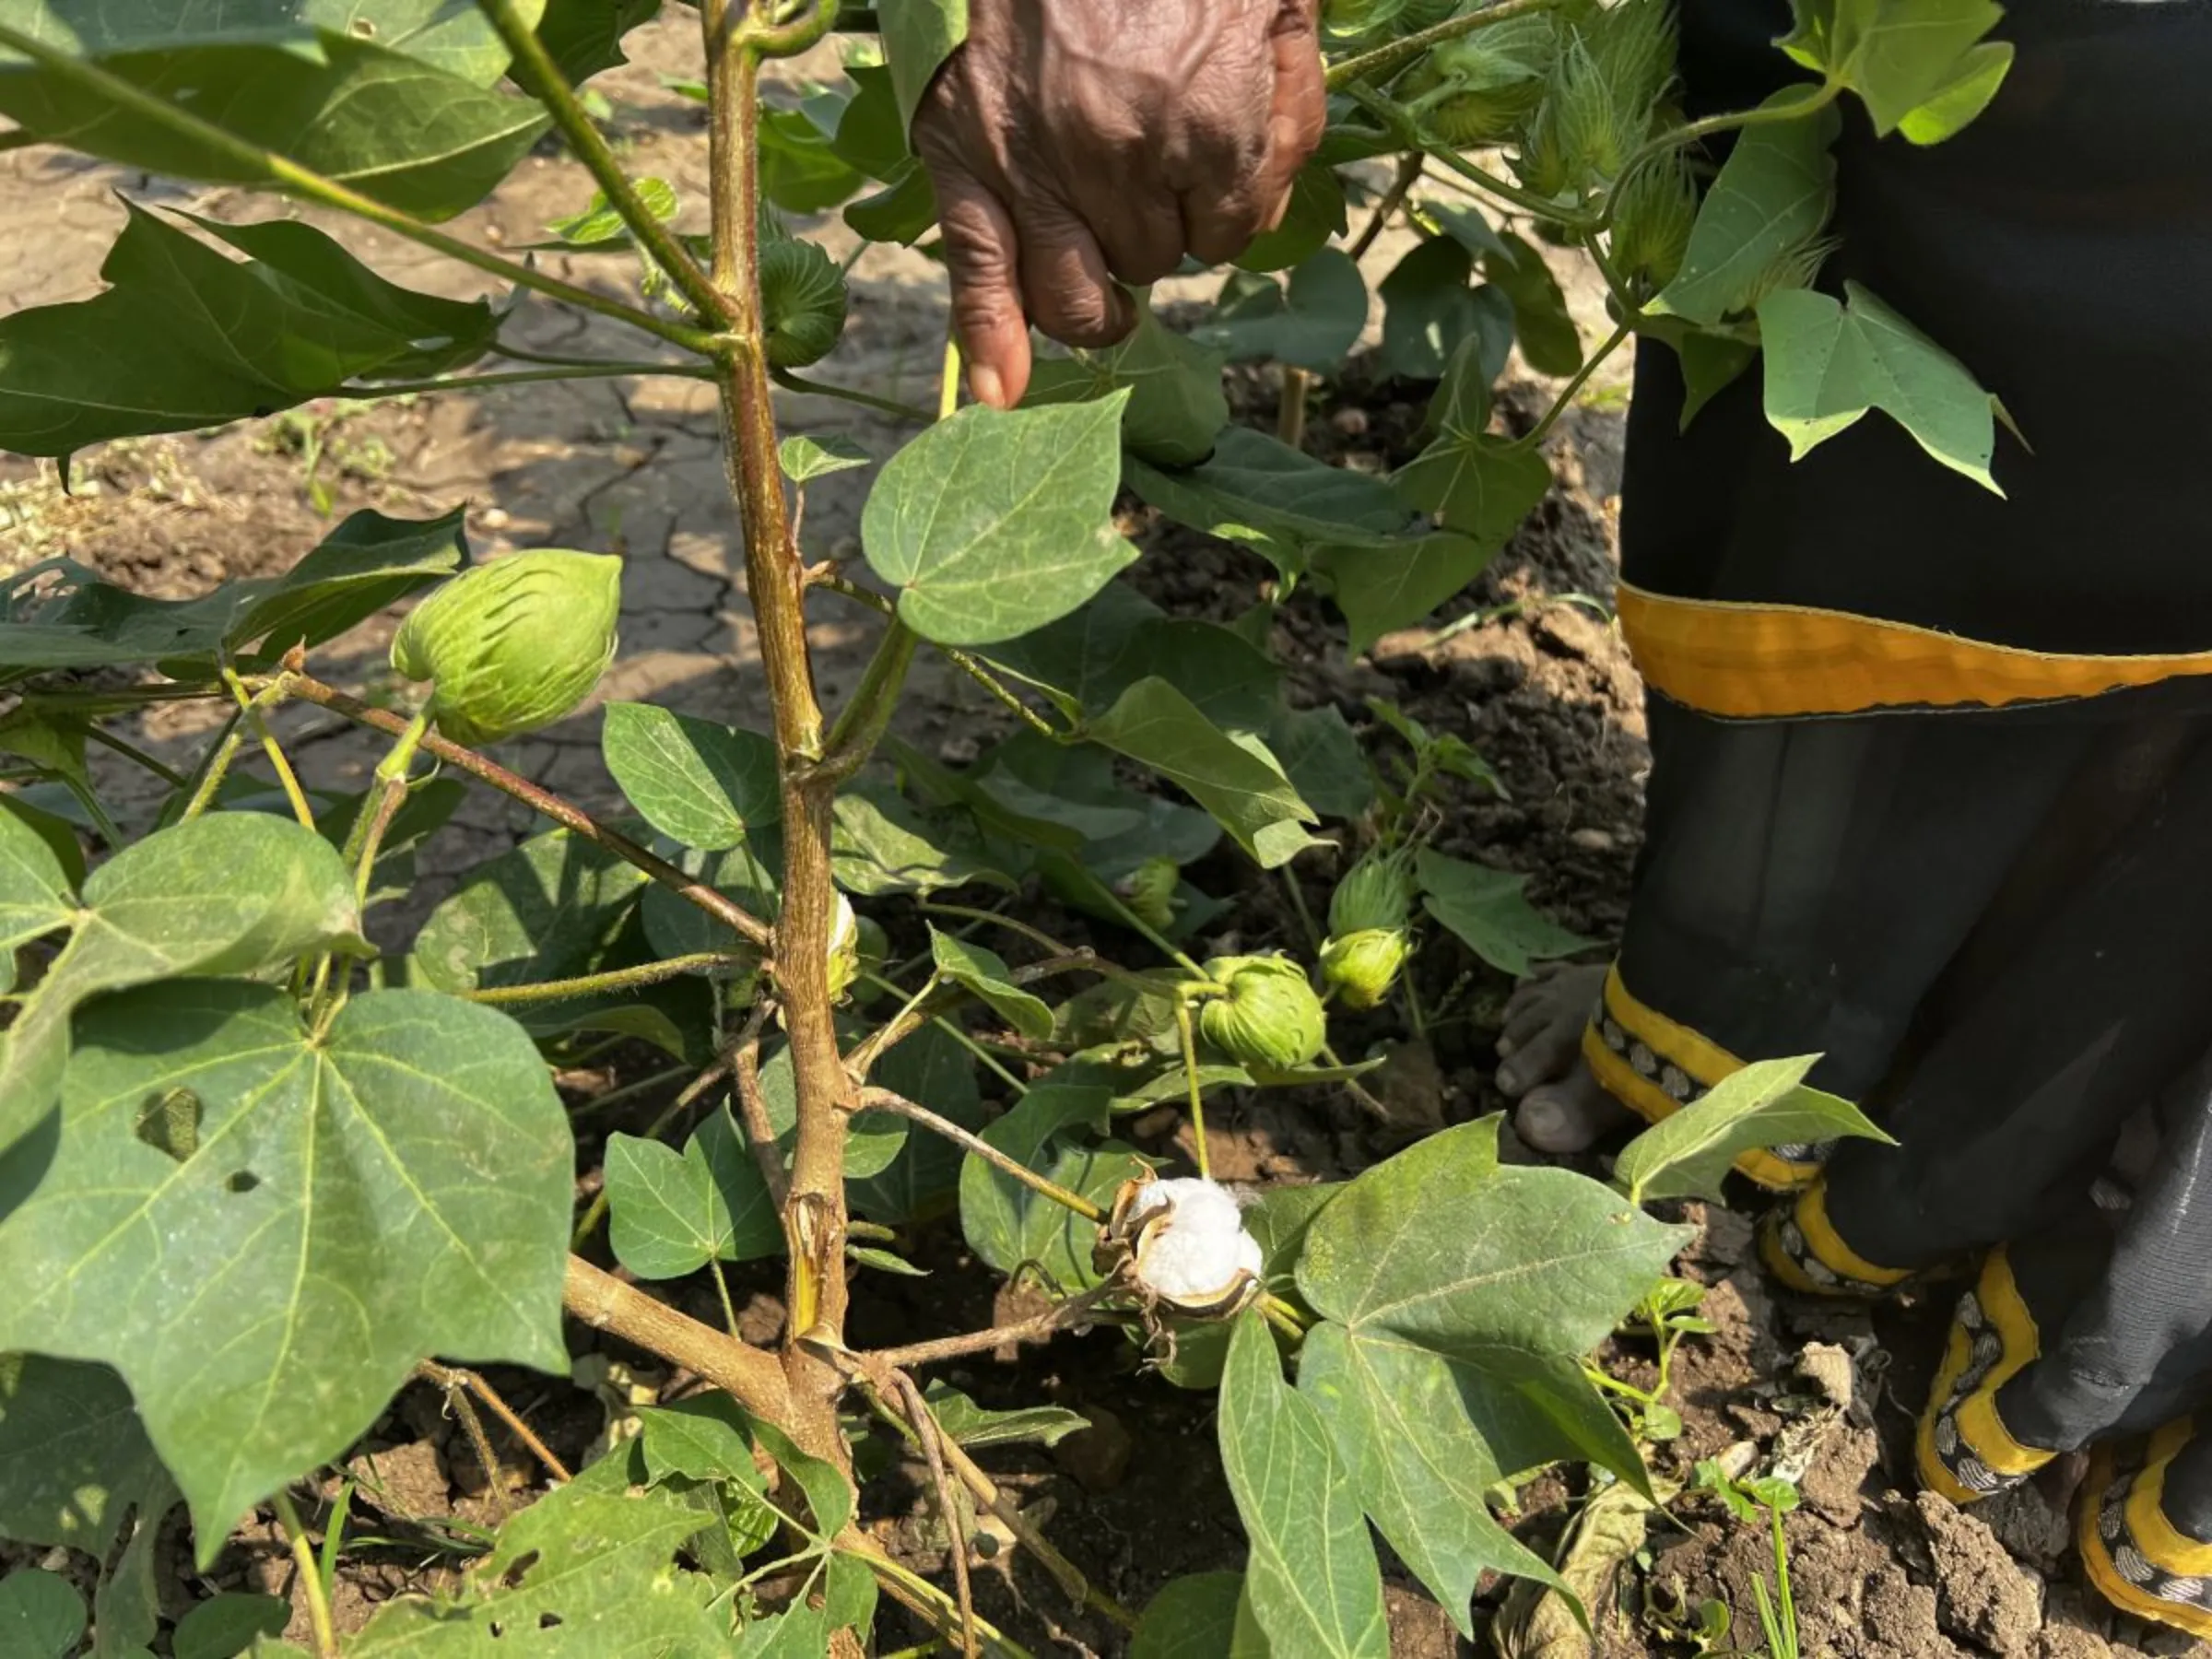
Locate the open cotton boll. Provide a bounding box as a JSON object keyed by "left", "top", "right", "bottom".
{"left": 1128, "top": 1178, "right": 1265, "bottom": 1302}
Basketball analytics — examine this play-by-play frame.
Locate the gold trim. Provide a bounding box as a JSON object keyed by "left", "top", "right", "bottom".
{"left": 2127, "top": 1422, "right": 2212, "bottom": 1577}
{"left": 2082, "top": 1440, "right": 2212, "bottom": 1639}
{"left": 1616, "top": 582, "right": 2212, "bottom": 718}
{"left": 1917, "top": 1249, "right": 2051, "bottom": 1503}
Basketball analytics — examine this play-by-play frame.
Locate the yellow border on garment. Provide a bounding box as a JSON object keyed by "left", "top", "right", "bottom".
{"left": 2082, "top": 1438, "right": 2212, "bottom": 1639}
{"left": 1760, "top": 1178, "right": 1912, "bottom": 1297}
{"left": 1916, "top": 1248, "right": 2051, "bottom": 1504}
{"left": 2125, "top": 1421, "right": 2212, "bottom": 1577}
{"left": 1615, "top": 582, "right": 2212, "bottom": 718}
{"left": 1582, "top": 965, "right": 1820, "bottom": 1191}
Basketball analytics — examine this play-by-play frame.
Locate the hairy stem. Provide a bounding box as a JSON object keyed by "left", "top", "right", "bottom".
{"left": 772, "top": 366, "right": 935, "bottom": 423}
{"left": 701, "top": 0, "right": 852, "bottom": 1468}
{"left": 460, "top": 951, "right": 751, "bottom": 1005}
{"left": 338, "top": 361, "right": 717, "bottom": 399}
{"left": 0, "top": 23, "right": 718, "bottom": 355}
{"left": 477, "top": 0, "right": 732, "bottom": 325}
{"left": 276, "top": 673, "right": 773, "bottom": 948}
{"left": 857, "top": 1088, "right": 1106, "bottom": 1222}
{"left": 1514, "top": 321, "right": 1631, "bottom": 450}
{"left": 417, "top": 1360, "right": 573, "bottom": 1482}
{"left": 221, "top": 668, "right": 315, "bottom": 829}
{"left": 1326, "top": 0, "right": 1565, "bottom": 90}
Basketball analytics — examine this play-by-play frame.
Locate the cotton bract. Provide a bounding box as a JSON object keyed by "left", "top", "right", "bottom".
{"left": 391, "top": 550, "right": 620, "bottom": 747}
{"left": 1198, "top": 954, "right": 1327, "bottom": 1071}
{"left": 1321, "top": 927, "right": 1411, "bottom": 1011}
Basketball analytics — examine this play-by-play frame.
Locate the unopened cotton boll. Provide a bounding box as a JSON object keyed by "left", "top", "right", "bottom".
{"left": 1126, "top": 1178, "right": 1265, "bottom": 1306}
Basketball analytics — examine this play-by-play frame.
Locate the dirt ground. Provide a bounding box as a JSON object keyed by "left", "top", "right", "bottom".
{"left": 3, "top": 17, "right": 2205, "bottom": 1659}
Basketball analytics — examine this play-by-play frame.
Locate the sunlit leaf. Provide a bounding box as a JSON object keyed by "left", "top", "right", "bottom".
{"left": 878, "top": 0, "right": 968, "bottom": 126}
{"left": 847, "top": 1025, "right": 985, "bottom": 1226}
{"left": 779, "top": 432, "right": 871, "bottom": 482}
{"left": 929, "top": 928, "right": 1053, "bottom": 1041}
{"left": 1028, "top": 303, "right": 1229, "bottom": 468}
{"left": 1484, "top": 233, "right": 1581, "bottom": 378}
{"left": 604, "top": 703, "right": 781, "bottom": 854}
{"left": 831, "top": 786, "right": 1011, "bottom": 897}
{"left": 1234, "top": 162, "right": 1347, "bottom": 273}
{"left": 922, "top": 1382, "right": 1088, "bottom": 1450}
{"left": 1779, "top": 0, "right": 2012, "bottom": 140}
{"left": 958, "top": 1083, "right": 1144, "bottom": 1289}
{"left": 1416, "top": 848, "right": 1590, "bottom": 978}
{"left": 409, "top": 828, "right": 646, "bottom": 993}
{"left": 0, "top": 982, "right": 572, "bottom": 1547}
{"left": 1612, "top": 1054, "right": 1892, "bottom": 1204}
{"left": 863, "top": 396, "right": 1138, "bottom": 647}
{"left": 1655, "top": 102, "right": 1840, "bottom": 328}
{"left": 605, "top": 1109, "right": 782, "bottom": 1279}
{"left": 1757, "top": 279, "right": 2002, "bottom": 491}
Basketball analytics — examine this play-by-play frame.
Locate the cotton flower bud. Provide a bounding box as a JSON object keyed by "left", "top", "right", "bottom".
{"left": 1407, "top": 17, "right": 1559, "bottom": 147}
{"left": 1321, "top": 927, "right": 1412, "bottom": 1011}
{"left": 1107, "top": 1175, "right": 1265, "bottom": 1318}
{"left": 1607, "top": 152, "right": 1699, "bottom": 289}
{"left": 1328, "top": 849, "right": 1414, "bottom": 938}
{"left": 759, "top": 239, "right": 848, "bottom": 369}
{"left": 1115, "top": 856, "right": 1181, "bottom": 932}
{"left": 391, "top": 550, "right": 620, "bottom": 747}
{"left": 825, "top": 892, "right": 861, "bottom": 1002}
{"left": 1198, "top": 955, "right": 1328, "bottom": 1072}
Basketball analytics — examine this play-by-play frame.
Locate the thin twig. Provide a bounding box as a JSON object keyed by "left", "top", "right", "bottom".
{"left": 418, "top": 1360, "right": 573, "bottom": 1483}
{"left": 864, "top": 1288, "right": 1115, "bottom": 1371}
{"left": 842, "top": 952, "right": 1103, "bottom": 1077}
{"left": 731, "top": 1006, "right": 793, "bottom": 1207}
{"left": 460, "top": 951, "right": 752, "bottom": 1006}
{"left": 221, "top": 668, "right": 316, "bottom": 829}
{"left": 276, "top": 673, "right": 774, "bottom": 948}
{"left": 893, "top": 1371, "right": 979, "bottom": 1659}
{"left": 812, "top": 574, "right": 1061, "bottom": 738}
{"left": 857, "top": 1088, "right": 1104, "bottom": 1222}
{"left": 436, "top": 1371, "right": 512, "bottom": 1522}
{"left": 1349, "top": 152, "right": 1424, "bottom": 263}
{"left": 337, "top": 361, "right": 717, "bottom": 399}
{"left": 771, "top": 367, "right": 934, "bottom": 423}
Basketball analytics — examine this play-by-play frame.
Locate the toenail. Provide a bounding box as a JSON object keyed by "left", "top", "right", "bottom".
{"left": 1497, "top": 1035, "right": 1516, "bottom": 1057}
{"left": 1497, "top": 1064, "right": 1522, "bottom": 1092}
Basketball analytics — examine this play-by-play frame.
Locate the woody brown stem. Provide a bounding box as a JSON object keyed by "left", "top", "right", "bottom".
{"left": 562, "top": 1254, "right": 791, "bottom": 1421}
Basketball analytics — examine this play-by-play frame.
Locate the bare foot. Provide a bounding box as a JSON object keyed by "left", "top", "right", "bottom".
{"left": 1494, "top": 963, "right": 1632, "bottom": 1154}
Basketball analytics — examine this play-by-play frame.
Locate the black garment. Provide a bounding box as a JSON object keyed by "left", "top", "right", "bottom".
{"left": 1594, "top": 0, "right": 2212, "bottom": 1636}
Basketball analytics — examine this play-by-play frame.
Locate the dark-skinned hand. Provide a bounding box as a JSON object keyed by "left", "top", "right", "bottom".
{"left": 911, "top": 0, "right": 1326, "bottom": 409}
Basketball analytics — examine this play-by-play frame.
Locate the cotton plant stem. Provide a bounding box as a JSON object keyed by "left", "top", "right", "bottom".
{"left": 1515, "top": 321, "right": 1632, "bottom": 450}
{"left": 337, "top": 362, "right": 717, "bottom": 399}
{"left": 811, "top": 574, "right": 1060, "bottom": 737}
{"left": 892, "top": 1371, "right": 979, "bottom": 1659}
{"left": 1348, "top": 152, "right": 1424, "bottom": 262}
{"left": 563, "top": 1253, "right": 792, "bottom": 1421}
{"left": 271, "top": 1489, "right": 340, "bottom": 1659}
{"left": 771, "top": 367, "right": 935, "bottom": 422}
{"left": 459, "top": 952, "right": 751, "bottom": 1006}
{"left": 1175, "top": 998, "right": 1215, "bottom": 1180}
{"left": 276, "top": 673, "right": 774, "bottom": 949}
{"left": 221, "top": 669, "right": 316, "bottom": 829}
{"left": 863, "top": 1288, "right": 1115, "bottom": 1371}
{"left": 437, "top": 1373, "right": 514, "bottom": 1522}
{"left": 1325, "top": 0, "right": 1566, "bottom": 90}
{"left": 475, "top": 0, "right": 732, "bottom": 327}
{"left": 178, "top": 712, "right": 248, "bottom": 821}
{"left": 418, "top": 1360, "right": 573, "bottom": 1482}
{"left": 0, "top": 23, "right": 719, "bottom": 356}
{"left": 733, "top": 1018, "right": 794, "bottom": 1208}
{"left": 856, "top": 1088, "right": 1105, "bottom": 1222}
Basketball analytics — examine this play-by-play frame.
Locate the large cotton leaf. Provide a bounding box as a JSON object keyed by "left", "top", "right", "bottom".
{"left": 0, "top": 206, "right": 500, "bottom": 456}
{"left": 1416, "top": 848, "right": 1591, "bottom": 979}
{"left": 1757, "top": 279, "right": 2003, "bottom": 491}
{"left": 0, "top": 18, "right": 547, "bottom": 223}
{"left": 0, "top": 982, "right": 573, "bottom": 1547}
{"left": 1218, "top": 1312, "right": 1389, "bottom": 1658}
{"left": 1779, "top": 0, "right": 2012, "bottom": 141}
{"left": 604, "top": 1111, "right": 782, "bottom": 1280}
{"left": 1654, "top": 102, "right": 1840, "bottom": 329}
{"left": 957, "top": 1083, "right": 1143, "bottom": 1289}
{"left": 1026, "top": 302, "right": 1229, "bottom": 467}
{"left": 409, "top": 828, "right": 646, "bottom": 993}
{"left": 863, "top": 396, "right": 1139, "bottom": 647}
{"left": 0, "top": 814, "right": 363, "bottom": 1159}
{"left": 603, "top": 703, "right": 780, "bottom": 854}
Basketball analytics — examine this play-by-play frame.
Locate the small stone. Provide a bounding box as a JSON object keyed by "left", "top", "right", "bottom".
{"left": 1053, "top": 1406, "right": 1133, "bottom": 1494}
{"left": 478, "top": 506, "right": 510, "bottom": 530}
{"left": 937, "top": 733, "right": 980, "bottom": 766}
{"left": 1569, "top": 827, "right": 1616, "bottom": 853}
{"left": 1796, "top": 1341, "right": 1854, "bottom": 1410}
{"left": 1329, "top": 407, "right": 1370, "bottom": 439}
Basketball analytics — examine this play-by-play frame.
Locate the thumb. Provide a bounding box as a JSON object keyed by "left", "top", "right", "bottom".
{"left": 931, "top": 162, "right": 1032, "bottom": 409}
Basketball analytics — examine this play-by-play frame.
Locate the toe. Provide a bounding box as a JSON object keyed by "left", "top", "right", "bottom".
{"left": 1495, "top": 1018, "right": 1584, "bottom": 1098}
{"left": 1515, "top": 1073, "right": 1630, "bottom": 1154}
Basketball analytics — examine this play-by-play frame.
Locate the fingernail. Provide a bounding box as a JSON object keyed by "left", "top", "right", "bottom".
{"left": 970, "top": 363, "right": 1005, "bottom": 409}
{"left": 1497, "top": 1063, "right": 1522, "bottom": 1093}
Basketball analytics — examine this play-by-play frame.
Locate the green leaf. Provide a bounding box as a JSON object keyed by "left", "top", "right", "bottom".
{"left": 0, "top": 800, "right": 72, "bottom": 995}
{"left": 1131, "top": 1572, "right": 1247, "bottom": 1659}
{"left": 863, "top": 396, "right": 1138, "bottom": 647}
{"left": 535, "top": 176, "right": 678, "bottom": 247}
{"left": 173, "top": 1593, "right": 289, "bottom": 1659}
{"left": 1126, "top": 427, "right": 1421, "bottom": 584}
{"left": 1779, "top": 0, "right": 2011, "bottom": 139}
{"left": 0, "top": 205, "right": 502, "bottom": 457}
{"left": 0, "top": 982, "right": 573, "bottom": 1548}
{"left": 1675, "top": 329, "right": 1759, "bottom": 429}
{"left": 779, "top": 432, "right": 871, "bottom": 483}
{"left": 603, "top": 703, "right": 780, "bottom": 854}
{"left": 231, "top": 507, "right": 472, "bottom": 654}
{"left": 979, "top": 581, "right": 1281, "bottom": 733}
{"left": 1192, "top": 252, "right": 1367, "bottom": 373}
{"left": 755, "top": 1041, "right": 910, "bottom": 1181}
{"left": 759, "top": 107, "right": 865, "bottom": 214}
{"left": 1612, "top": 1054, "right": 1893, "bottom": 1204}
{"left": 847, "top": 1024, "right": 985, "bottom": 1225}
{"left": 1298, "top": 1324, "right": 1570, "bottom": 1637}
{"left": 0, "top": 0, "right": 541, "bottom": 83}
{"left": 1416, "top": 848, "right": 1590, "bottom": 978}
{"left": 1085, "top": 677, "right": 1321, "bottom": 868}
{"left": 0, "top": 814, "right": 363, "bottom": 1159}
{"left": 1269, "top": 705, "right": 1375, "bottom": 822}
{"left": 929, "top": 929, "right": 1053, "bottom": 1041}
{"left": 1655, "top": 102, "right": 1840, "bottom": 328}
{"left": 1234, "top": 162, "right": 1347, "bottom": 273}
{"left": 1376, "top": 237, "right": 1489, "bottom": 383}
{"left": 831, "top": 787, "right": 1010, "bottom": 897}
{"left": 1027, "top": 303, "right": 1229, "bottom": 468}
{"left": 0, "top": 29, "right": 547, "bottom": 223}
{"left": 1391, "top": 335, "right": 1553, "bottom": 553}
{"left": 958, "top": 1083, "right": 1143, "bottom": 1289}
{"left": 1297, "top": 1118, "right": 1686, "bottom": 1372}
{"left": 349, "top": 1484, "right": 727, "bottom": 1656}
{"left": 1218, "top": 1312, "right": 1389, "bottom": 1659}
{"left": 605, "top": 1109, "right": 782, "bottom": 1279}
{"left": 831, "top": 63, "right": 911, "bottom": 182}
{"left": 525, "top": 0, "right": 659, "bottom": 88}
{"left": 409, "top": 828, "right": 646, "bottom": 993}
{"left": 0, "top": 1570, "right": 84, "bottom": 1659}
{"left": 1485, "top": 233, "right": 1581, "bottom": 378}
{"left": 1757, "top": 279, "right": 2002, "bottom": 491}
{"left": 922, "top": 1382, "right": 1088, "bottom": 1450}
{"left": 634, "top": 1393, "right": 757, "bottom": 1485}
{"left": 1316, "top": 529, "right": 1501, "bottom": 656}
{"left": 878, "top": 0, "right": 968, "bottom": 127}
{"left": 843, "top": 163, "right": 937, "bottom": 246}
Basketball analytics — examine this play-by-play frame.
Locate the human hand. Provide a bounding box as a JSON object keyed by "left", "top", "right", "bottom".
{"left": 911, "top": 0, "right": 1326, "bottom": 409}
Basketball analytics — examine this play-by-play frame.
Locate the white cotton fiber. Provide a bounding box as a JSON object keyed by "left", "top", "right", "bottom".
{"left": 1127, "top": 1178, "right": 1265, "bottom": 1300}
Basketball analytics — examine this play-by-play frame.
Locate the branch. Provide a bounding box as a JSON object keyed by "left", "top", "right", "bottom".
{"left": 0, "top": 23, "right": 719, "bottom": 356}
{"left": 841, "top": 952, "right": 1104, "bottom": 1077}
{"left": 771, "top": 367, "right": 935, "bottom": 424}
{"left": 563, "top": 1253, "right": 791, "bottom": 1420}
{"left": 1325, "top": 0, "right": 1564, "bottom": 91}
{"left": 278, "top": 673, "right": 774, "bottom": 949}
{"left": 856, "top": 1088, "right": 1105, "bottom": 1223}
{"left": 862, "top": 1288, "right": 1115, "bottom": 1371}
{"left": 477, "top": 0, "right": 732, "bottom": 327}
{"left": 460, "top": 951, "right": 752, "bottom": 1006}
{"left": 337, "top": 361, "right": 717, "bottom": 399}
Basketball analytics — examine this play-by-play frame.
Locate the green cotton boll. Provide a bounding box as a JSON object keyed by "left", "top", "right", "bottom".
{"left": 1116, "top": 855, "right": 1182, "bottom": 931}
{"left": 1520, "top": 0, "right": 1675, "bottom": 194}
{"left": 1408, "top": 16, "right": 1560, "bottom": 147}
{"left": 1321, "top": 927, "right": 1411, "bottom": 1011}
{"left": 1198, "top": 954, "right": 1328, "bottom": 1072}
{"left": 759, "top": 238, "right": 848, "bottom": 369}
{"left": 1328, "top": 848, "right": 1415, "bottom": 937}
{"left": 391, "top": 550, "right": 621, "bottom": 747}
{"left": 1608, "top": 152, "right": 1699, "bottom": 288}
